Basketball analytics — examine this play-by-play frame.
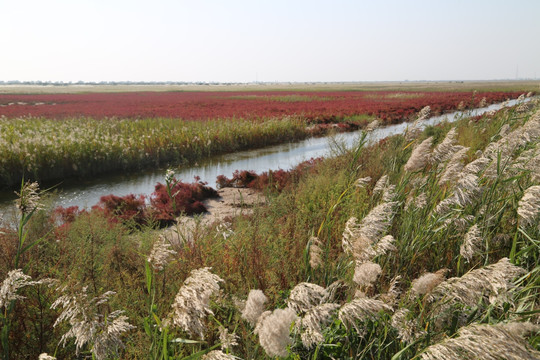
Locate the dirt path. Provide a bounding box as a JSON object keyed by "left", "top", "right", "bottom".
{"left": 161, "top": 187, "right": 266, "bottom": 244}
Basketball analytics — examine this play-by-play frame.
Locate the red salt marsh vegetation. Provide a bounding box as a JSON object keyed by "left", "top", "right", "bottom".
{"left": 0, "top": 90, "right": 522, "bottom": 122}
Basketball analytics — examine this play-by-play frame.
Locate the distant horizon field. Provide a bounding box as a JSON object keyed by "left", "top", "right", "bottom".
{"left": 0, "top": 79, "right": 539, "bottom": 94}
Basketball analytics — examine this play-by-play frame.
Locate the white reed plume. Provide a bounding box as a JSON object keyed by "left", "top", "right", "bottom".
{"left": 499, "top": 123, "right": 510, "bottom": 137}
{"left": 241, "top": 289, "right": 268, "bottom": 327}
{"left": 431, "top": 128, "right": 459, "bottom": 164}
{"left": 462, "top": 155, "right": 491, "bottom": 176}
{"left": 460, "top": 224, "right": 484, "bottom": 262}
{"left": 201, "top": 350, "right": 236, "bottom": 360}
{"left": 0, "top": 269, "right": 52, "bottom": 309}
{"left": 517, "top": 185, "right": 540, "bottom": 227}
{"left": 516, "top": 102, "right": 532, "bottom": 113}
{"left": 353, "top": 261, "right": 382, "bottom": 288}
{"left": 287, "top": 282, "right": 327, "bottom": 314}
{"left": 14, "top": 181, "right": 43, "bottom": 215}
{"left": 308, "top": 236, "right": 323, "bottom": 269}
{"left": 428, "top": 258, "right": 525, "bottom": 316}
{"left": 380, "top": 275, "right": 402, "bottom": 305}
{"left": 365, "top": 119, "right": 380, "bottom": 132}
{"left": 520, "top": 149, "right": 540, "bottom": 182}
{"left": 357, "top": 235, "right": 396, "bottom": 263}
{"left": 419, "top": 321, "right": 540, "bottom": 360}
{"left": 405, "top": 192, "right": 428, "bottom": 211}
{"left": 518, "top": 93, "right": 526, "bottom": 101}
{"left": 51, "top": 287, "right": 135, "bottom": 360}
{"left": 526, "top": 92, "right": 533, "bottom": 98}
{"left": 338, "top": 298, "right": 392, "bottom": 334}
{"left": 453, "top": 173, "right": 481, "bottom": 208}
{"left": 358, "top": 200, "right": 397, "bottom": 243}
{"left": 343, "top": 199, "right": 397, "bottom": 261}
{"left": 38, "top": 354, "right": 56, "bottom": 360}
{"left": 169, "top": 267, "right": 224, "bottom": 339}
{"left": 435, "top": 173, "right": 481, "bottom": 215}
{"left": 391, "top": 308, "right": 426, "bottom": 343}
{"left": 410, "top": 269, "right": 448, "bottom": 298}
{"left": 483, "top": 110, "right": 540, "bottom": 161}
{"left": 373, "top": 175, "right": 389, "bottom": 196}
{"left": 439, "top": 147, "right": 469, "bottom": 185}
{"left": 381, "top": 184, "right": 397, "bottom": 202}
{"left": 147, "top": 235, "right": 176, "bottom": 271}
{"left": 298, "top": 303, "right": 340, "bottom": 349}
{"left": 256, "top": 307, "right": 298, "bottom": 357}
{"left": 404, "top": 137, "right": 433, "bottom": 172}
{"left": 417, "top": 105, "right": 431, "bottom": 121}
{"left": 218, "top": 326, "right": 238, "bottom": 351}
{"left": 355, "top": 176, "right": 372, "bottom": 188}
{"left": 342, "top": 217, "right": 367, "bottom": 256}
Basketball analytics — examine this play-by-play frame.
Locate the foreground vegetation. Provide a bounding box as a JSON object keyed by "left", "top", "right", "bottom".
{"left": 1, "top": 98, "right": 539, "bottom": 359}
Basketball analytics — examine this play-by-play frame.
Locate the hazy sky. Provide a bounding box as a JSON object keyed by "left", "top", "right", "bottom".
{"left": 1, "top": 0, "right": 539, "bottom": 82}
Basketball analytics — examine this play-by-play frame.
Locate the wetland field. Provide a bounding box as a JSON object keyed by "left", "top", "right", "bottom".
{"left": 1, "top": 81, "right": 539, "bottom": 359}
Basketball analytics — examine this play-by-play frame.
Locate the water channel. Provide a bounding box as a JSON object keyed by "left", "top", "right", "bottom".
{"left": 0, "top": 98, "right": 530, "bottom": 217}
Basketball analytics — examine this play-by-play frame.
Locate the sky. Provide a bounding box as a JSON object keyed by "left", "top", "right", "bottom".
{"left": 1, "top": 0, "right": 539, "bottom": 83}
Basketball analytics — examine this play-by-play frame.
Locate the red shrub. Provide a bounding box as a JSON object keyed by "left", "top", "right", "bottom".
{"left": 149, "top": 179, "right": 219, "bottom": 222}
{"left": 97, "top": 194, "right": 148, "bottom": 226}
{"left": 53, "top": 205, "right": 84, "bottom": 224}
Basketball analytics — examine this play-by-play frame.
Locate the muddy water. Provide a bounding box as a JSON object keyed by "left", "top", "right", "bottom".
{"left": 0, "top": 98, "right": 530, "bottom": 216}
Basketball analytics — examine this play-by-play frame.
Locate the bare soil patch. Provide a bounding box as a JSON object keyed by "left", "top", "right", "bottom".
{"left": 161, "top": 187, "right": 265, "bottom": 244}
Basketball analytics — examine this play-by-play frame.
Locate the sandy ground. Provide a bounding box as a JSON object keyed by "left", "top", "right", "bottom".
{"left": 161, "top": 187, "right": 265, "bottom": 244}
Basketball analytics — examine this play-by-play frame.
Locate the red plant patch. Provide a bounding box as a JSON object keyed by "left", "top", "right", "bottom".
{"left": 150, "top": 179, "right": 219, "bottom": 223}
{"left": 0, "top": 91, "right": 524, "bottom": 124}
{"left": 96, "top": 194, "right": 148, "bottom": 226}
{"left": 217, "top": 158, "right": 322, "bottom": 192}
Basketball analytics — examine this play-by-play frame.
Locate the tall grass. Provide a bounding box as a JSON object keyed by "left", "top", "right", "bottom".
{"left": 0, "top": 116, "right": 308, "bottom": 187}
{"left": 0, "top": 99, "right": 538, "bottom": 359}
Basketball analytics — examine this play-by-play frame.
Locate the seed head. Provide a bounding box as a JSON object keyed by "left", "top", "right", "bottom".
{"left": 298, "top": 303, "right": 340, "bottom": 349}
{"left": 256, "top": 307, "right": 298, "bottom": 357}
{"left": 201, "top": 350, "right": 236, "bottom": 360}
{"left": 460, "top": 224, "right": 484, "bottom": 262}
{"left": 419, "top": 321, "right": 540, "bottom": 360}
{"left": 147, "top": 235, "right": 176, "bottom": 271}
{"left": 241, "top": 289, "right": 268, "bottom": 327}
{"left": 287, "top": 282, "right": 327, "bottom": 314}
{"left": 51, "top": 287, "right": 135, "bottom": 360}
{"left": 14, "top": 181, "right": 43, "bottom": 215}
{"left": 404, "top": 137, "right": 433, "bottom": 172}
{"left": 517, "top": 185, "right": 540, "bottom": 227}
{"left": 338, "top": 298, "right": 392, "bottom": 334}
{"left": 169, "top": 267, "right": 224, "bottom": 339}
{"left": 218, "top": 326, "right": 238, "bottom": 351}
{"left": 353, "top": 261, "right": 382, "bottom": 288}
{"left": 410, "top": 269, "right": 448, "bottom": 298}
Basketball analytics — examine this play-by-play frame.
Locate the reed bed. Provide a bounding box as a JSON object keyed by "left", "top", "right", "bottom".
{"left": 0, "top": 116, "right": 307, "bottom": 187}
{"left": 0, "top": 98, "right": 539, "bottom": 359}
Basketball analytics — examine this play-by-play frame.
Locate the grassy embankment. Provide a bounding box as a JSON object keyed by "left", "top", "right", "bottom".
{"left": 1, "top": 98, "right": 539, "bottom": 359}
